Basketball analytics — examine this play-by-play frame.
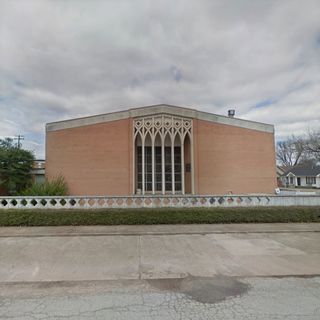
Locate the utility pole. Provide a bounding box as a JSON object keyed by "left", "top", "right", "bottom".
{"left": 14, "top": 135, "right": 24, "bottom": 148}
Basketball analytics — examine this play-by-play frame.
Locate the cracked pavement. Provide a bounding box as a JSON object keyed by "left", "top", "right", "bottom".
{"left": 1, "top": 277, "right": 320, "bottom": 319}
{"left": 0, "top": 224, "right": 320, "bottom": 319}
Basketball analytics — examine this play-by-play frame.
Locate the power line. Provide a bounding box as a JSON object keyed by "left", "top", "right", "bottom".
{"left": 14, "top": 135, "right": 24, "bottom": 148}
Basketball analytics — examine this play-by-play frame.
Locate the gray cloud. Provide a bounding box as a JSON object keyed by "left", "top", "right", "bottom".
{"left": 0, "top": 0, "right": 319, "bottom": 158}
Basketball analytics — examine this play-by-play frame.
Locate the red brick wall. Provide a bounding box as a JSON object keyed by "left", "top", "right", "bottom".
{"left": 194, "top": 119, "right": 277, "bottom": 194}
{"left": 46, "top": 117, "right": 276, "bottom": 195}
{"left": 46, "top": 119, "right": 132, "bottom": 196}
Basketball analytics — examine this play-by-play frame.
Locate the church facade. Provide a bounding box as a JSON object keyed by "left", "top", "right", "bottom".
{"left": 46, "top": 104, "right": 276, "bottom": 196}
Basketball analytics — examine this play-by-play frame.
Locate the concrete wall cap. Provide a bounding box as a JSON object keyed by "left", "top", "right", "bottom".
{"left": 46, "top": 104, "right": 274, "bottom": 133}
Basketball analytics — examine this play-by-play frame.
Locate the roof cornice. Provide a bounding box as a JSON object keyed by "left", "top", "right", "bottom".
{"left": 46, "top": 104, "right": 274, "bottom": 133}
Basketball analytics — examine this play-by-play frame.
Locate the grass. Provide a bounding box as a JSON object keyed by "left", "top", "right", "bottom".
{"left": 0, "top": 207, "right": 320, "bottom": 226}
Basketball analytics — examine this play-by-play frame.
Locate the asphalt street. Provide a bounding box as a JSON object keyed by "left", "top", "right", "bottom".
{"left": 1, "top": 277, "right": 320, "bottom": 319}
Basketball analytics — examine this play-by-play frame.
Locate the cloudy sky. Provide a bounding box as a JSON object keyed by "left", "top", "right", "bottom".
{"left": 1, "top": 0, "right": 319, "bottom": 158}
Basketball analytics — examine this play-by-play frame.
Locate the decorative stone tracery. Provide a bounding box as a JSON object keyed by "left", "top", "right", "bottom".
{"left": 133, "top": 115, "right": 194, "bottom": 195}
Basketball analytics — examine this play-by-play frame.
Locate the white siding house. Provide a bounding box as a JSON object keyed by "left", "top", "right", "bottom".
{"left": 284, "top": 166, "right": 320, "bottom": 188}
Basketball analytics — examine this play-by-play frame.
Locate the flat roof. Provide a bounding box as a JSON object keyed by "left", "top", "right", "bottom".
{"left": 46, "top": 104, "right": 274, "bottom": 133}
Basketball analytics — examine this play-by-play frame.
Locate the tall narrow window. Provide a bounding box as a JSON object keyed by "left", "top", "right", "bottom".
{"left": 145, "top": 147, "right": 152, "bottom": 191}
{"left": 164, "top": 146, "right": 172, "bottom": 191}
{"left": 136, "top": 146, "right": 142, "bottom": 191}
{"left": 136, "top": 147, "right": 153, "bottom": 191}
{"left": 134, "top": 115, "right": 193, "bottom": 194}
{"left": 174, "top": 146, "right": 182, "bottom": 191}
{"left": 155, "top": 146, "right": 162, "bottom": 191}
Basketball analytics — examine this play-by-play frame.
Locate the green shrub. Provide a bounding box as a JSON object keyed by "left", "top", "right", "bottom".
{"left": 21, "top": 176, "right": 68, "bottom": 196}
{"left": 1, "top": 207, "right": 320, "bottom": 227}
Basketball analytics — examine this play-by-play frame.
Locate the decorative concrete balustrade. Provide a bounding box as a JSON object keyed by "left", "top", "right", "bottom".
{"left": 1, "top": 195, "right": 320, "bottom": 209}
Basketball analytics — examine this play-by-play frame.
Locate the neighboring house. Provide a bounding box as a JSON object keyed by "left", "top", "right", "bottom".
{"left": 284, "top": 166, "right": 320, "bottom": 188}
{"left": 46, "top": 104, "right": 277, "bottom": 196}
{"left": 31, "top": 160, "right": 45, "bottom": 184}
{"left": 276, "top": 165, "right": 289, "bottom": 187}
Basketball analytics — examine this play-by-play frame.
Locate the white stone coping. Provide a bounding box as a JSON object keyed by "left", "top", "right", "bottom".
{"left": 1, "top": 194, "right": 319, "bottom": 209}
{"left": 46, "top": 104, "right": 274, "bottom": 133}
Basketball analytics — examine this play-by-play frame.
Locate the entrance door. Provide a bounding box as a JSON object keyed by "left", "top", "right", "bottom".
{"left": 297, "top": 177, "right": 301, "bottom": 186}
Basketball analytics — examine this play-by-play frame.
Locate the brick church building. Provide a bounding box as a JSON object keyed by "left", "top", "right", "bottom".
{"left": 46, "top": 104, "right": 276, "bottom": 196}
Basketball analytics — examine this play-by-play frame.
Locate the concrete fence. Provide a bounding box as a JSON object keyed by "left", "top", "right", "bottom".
{"left": 1, "top": 195, "right": 320, "bottom": 209}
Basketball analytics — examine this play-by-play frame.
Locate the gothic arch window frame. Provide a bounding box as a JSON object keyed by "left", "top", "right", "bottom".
{"left": 133, "top": 114, "right": 194, "bottom": 195}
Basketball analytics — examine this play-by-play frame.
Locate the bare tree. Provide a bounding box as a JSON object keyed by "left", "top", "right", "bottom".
{"left": 277, "top": 131, "right": 320, "bottom": 167}
{"left": 276, "top": 135, "right": 306, "bottom": 167}
{"left": 305, "top": 130, "right": 320, "bottom": 163}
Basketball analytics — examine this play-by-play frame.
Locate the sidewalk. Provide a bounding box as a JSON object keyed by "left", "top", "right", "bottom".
{"left": 0, "top": 223, "right": 320, "bottom": 282}
{"left": 1, "top": 223, "right": 320, "bottom": 237}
